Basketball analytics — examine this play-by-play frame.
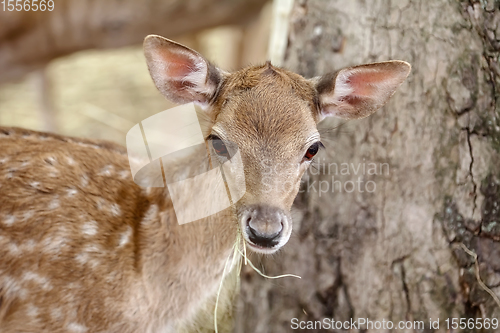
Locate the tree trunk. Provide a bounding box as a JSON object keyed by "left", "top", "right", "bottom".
{"left": 0, "top": 0, "right": 267, "bottom": 84}
{"left": 235, "top": 1, "right": 500, "bottom": 332}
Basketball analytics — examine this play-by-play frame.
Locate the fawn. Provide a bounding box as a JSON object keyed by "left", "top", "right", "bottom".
{"left": 0, "top": 35, "right": 410, "bottom": 332}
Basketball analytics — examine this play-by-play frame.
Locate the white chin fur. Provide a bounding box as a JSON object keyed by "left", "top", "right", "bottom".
{"left": 245, "top": 241, "right": 281, "bottom": 254}
{"left": 242, "top": 230, "right": 291, "bottom": 255}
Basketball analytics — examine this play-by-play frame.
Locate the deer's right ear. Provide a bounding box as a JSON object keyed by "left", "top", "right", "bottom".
{"left": 143, "top": 35, "right": 223, "bottom": 108}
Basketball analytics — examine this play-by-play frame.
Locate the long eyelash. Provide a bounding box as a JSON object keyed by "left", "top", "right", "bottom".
{"left": 317, "top": 120, "right": 352, "bottom": 145}
{"left": 318, "top": 120, "right": 350, "bottom": 133}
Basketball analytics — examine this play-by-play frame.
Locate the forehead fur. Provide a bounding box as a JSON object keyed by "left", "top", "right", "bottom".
{"left": 212, "top": 63, "right": 320, "bottom": 153}
{"left": 219, "top": 62, "right": 317, "bottom": 104}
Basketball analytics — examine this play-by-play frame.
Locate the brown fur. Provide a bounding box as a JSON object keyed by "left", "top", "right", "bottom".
{"left": 0, "top": 35, "right": 409, "bottom": 332}
{"left": 0, "top": 127, "right": 237, "bottom": 332}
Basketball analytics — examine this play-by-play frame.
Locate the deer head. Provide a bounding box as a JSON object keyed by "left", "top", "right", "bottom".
{"left": 143, "top": 35, "right": 410, "bottom": 254}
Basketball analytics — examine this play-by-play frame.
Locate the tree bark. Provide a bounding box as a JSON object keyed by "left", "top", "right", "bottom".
{"left": 235, "top": 1, "right": 500, "bottom": 332}
{"left": 0, "top": 0, "right": 267, "bottom": 84}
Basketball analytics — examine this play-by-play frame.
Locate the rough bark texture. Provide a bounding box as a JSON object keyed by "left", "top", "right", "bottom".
{"left": 234, "top": 1, "right": 500, "bottom": 332}
{"left": 0, "top": 0, "right": 267, "bottom": 84}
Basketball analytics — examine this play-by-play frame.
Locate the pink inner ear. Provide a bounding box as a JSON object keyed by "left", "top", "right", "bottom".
{"left": 157, "top": 49, "right": 196, "bottom": 79}
{"left": 320, "top": 61, "right": 410, "bottom": 120}
{"left": 345, "top": 70, "right": 394, "bottom": 99}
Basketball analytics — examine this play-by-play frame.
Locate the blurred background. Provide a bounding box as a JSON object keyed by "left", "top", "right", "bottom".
{"left": 0, "top": 0, "right": 276, "bottom": 145}
{"left": 1, "top": 1, "right": 500, "bottom": 333}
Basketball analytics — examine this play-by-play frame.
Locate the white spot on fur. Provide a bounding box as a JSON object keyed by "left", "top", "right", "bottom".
{"left": 2, "top": 276, "right": 28, "bottom": 299}
{"left": 5, "top": 172, "right": 13, "bottom": 179}
{"left": 21, "top": 239, "right": 36, "bottom": 252}
{"left": 111, "top": 203, "right": 121, "bottom": 216}
{"left": 3, "top": 214, "right": 15, "bottom": 226}
{"left": 66, "top": 156, "right": 76, "bottom": 165}
{"left": 98, "top": 165, "right": 114, "bottom": 176}
{"left": 49, "top": 198, "right": 60, "bottom": 209}
{"left": 0, "top": 157, "right": 9, "bottom": 164}
{"left": 23, "top": 210, "right": 34, "bottom": 220}
{"left": 81, "top": 174, "right": 89, "bottom": 187}
{"left": 67, "top": 188, "right": 78, "bottom": 197}
{"left": 96, "top": 199, "right": 121, "bottom": 216}
{"left": 45, "top": 156, "right": 57, "bottom": 165}
{"left": 30, "top": 181, "right": 40, "bottom": 188}
{"left": 51, "top": 307, "right": 63, "bottom": 320}
{"left": 119, "top": 227, "right": 132, "bottom": 247}
{"left": 97, "top": 198, "right": 106, "bottom": 211}
{"left": 67, "top": 322, "right": 88, "bottom": 333}
{"left": 67, "top": 282, "right": 81, "bottom": 291}
{"left": 76, "top": 245, "right": 101, "bottom": 268}
{"left": 22, "top": 271, "right": 52, "bottom": 290}
{"left": 6, "top": 239, "right": 36, "bottom": 254}
{"left": 105, "top": 273, "right": 116, "bottom": 284}
{"left": 42, "top": 227, "right": 70, "bottom": 255}
{"left": 119, "top": 170, "right": 130, "bottom": 179}
{"left": 8, "top": 243, "right": 21, "bottom": 255}
{"left": 75, "top": 252, "right": 89, "bottom": 265}
{"left": 82, "top": 221, "right": 98, "bottom": 236}
{"left": 46, "top": 165, "right": 59, "bottom": 177}
{"left": 26, "top": 304, "right": 39, "bottom": 318}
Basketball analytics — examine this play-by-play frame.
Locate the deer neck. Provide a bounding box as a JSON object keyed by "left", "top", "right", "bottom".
{"left": 130, "top": 144, "right": 240, "bottom": 323}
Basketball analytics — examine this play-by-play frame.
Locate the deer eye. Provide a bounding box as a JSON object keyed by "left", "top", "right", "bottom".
{"left": 303, "top": 142, "right": 323, "bottom": 161}
{"left": 209, "top": 135, "right": 231, "bottom": 159}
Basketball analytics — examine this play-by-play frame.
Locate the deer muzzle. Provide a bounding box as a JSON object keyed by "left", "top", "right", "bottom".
{"left": 239, "top": 204, "right": 292, "bottom": 254}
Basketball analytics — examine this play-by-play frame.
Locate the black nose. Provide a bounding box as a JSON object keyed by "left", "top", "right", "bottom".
{"left": 244, "top": 205, "right": 284, "bottom": 248}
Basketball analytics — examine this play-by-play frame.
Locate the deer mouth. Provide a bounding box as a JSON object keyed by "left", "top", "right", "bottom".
{"left": 244, "top": 239, "right": 282, "bottom": 254}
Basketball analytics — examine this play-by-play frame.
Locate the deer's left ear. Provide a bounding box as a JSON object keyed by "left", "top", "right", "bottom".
{"left": 313, "top": 61, "right": 411, "bottom": 121}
